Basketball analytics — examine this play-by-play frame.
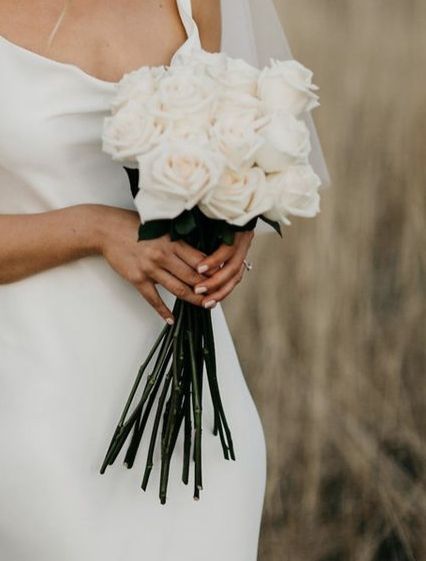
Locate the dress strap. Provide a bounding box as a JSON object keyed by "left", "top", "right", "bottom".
{"left": 179, "top": 0, "right": 193, "bottom": 17}
{"left": 173, "top": 0, "right": 202, "bottom": 61}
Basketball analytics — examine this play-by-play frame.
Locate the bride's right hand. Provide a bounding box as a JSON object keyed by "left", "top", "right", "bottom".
{"left": 98, "top": 205, "right": 209, "bottom": 324}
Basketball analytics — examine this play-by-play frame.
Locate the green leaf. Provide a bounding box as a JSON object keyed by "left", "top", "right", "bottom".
{"left": 211, "top": 221, "right": 236, "bottom": 246}
{"left": 259, "top": 215, "right": 282, "bottom": 237}
{"left": 233, "top": 217, "right": 259, "bottom": 232}
{"left": 173, "top": 211, "right": 197, "bottom": 236}
{"left": 138, "top": 220, "right": 171, "bottom": 241}
{"left": 221, "top": 229, "right": 235, "bottom": 245}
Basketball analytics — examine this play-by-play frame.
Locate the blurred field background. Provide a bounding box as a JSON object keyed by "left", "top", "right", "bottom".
{"left": 223, "top": 1, "right": 426, "bottom": 560}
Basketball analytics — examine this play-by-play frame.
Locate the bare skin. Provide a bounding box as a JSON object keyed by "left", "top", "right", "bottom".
{"left": 0, "top": 0, "right": 254, "bottom": 322}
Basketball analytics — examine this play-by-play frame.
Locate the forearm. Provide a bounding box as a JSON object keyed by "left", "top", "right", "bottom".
{"left": 0, "top": 204, "right": 109, "bottom": 283}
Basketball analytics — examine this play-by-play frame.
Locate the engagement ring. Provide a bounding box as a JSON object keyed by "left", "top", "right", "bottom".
{"left": 243, "top": 259, "right": 253, "bottom": 272}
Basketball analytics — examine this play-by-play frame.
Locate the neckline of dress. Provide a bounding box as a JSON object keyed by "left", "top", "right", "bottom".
{"left": 0, "top": 0, "right": 196, "bottom": 88}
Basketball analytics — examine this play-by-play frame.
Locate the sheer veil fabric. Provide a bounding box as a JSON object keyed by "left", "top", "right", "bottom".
{"left": 220, "top": 0, "right": 331, "bottom": 188}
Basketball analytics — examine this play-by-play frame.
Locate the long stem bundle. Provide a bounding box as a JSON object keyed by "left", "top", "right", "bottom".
{"left": 99, "top": 298, "right": 235, "bottom": 504}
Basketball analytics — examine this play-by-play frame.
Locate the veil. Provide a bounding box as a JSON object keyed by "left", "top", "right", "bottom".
{"left": 219, "top": 0, "right": 331, "bottom": 187}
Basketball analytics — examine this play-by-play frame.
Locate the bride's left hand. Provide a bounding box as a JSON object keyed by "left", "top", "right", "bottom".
{"left": 193, "top": 230, "right": 255, "bottom": 308}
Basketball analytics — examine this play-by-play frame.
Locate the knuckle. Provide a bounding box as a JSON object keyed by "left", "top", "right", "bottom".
{"left": 193, "top": 272, "right": 204, "bottom": 284}
{"left": 186, "top": 272, "right": 199, "bottom": 286}
{"left": 129, "top": 268, "right": 144, "bottom": 285}
{"left": 193, "top": 295, "right": 204, "bottom": 307}
{"left": 149, "top": 247, "right": 165, "bottom": 264}
{"left": 175, "top": 285, "right": 188, "bottom": 299}
{"left": 142, "top": 261, "right": 155, "bottom": 276}
{"left": 207, "top": 279, "right": 219, "bottom": 291}
{"left": 170, "top": 240, "right": 179, "bottom": 252}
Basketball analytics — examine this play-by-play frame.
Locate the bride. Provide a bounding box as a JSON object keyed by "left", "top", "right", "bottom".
{"left": 0, "top": 1, "right": 266, "bottom": 560}
{"left": 0, "top": 0, "right": 329, "bottom": 559}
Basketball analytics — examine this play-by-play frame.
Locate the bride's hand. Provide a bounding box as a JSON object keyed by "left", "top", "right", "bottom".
{"left": 193, "top": 230, "right": 255, "bottom": 308}
{"left": 98, "top": 207, "right": 208, "bottom": 323}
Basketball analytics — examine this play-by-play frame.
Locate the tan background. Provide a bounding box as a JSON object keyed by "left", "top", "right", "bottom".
{"left": 223, "top": 1, "right": 426, "bottom": 560}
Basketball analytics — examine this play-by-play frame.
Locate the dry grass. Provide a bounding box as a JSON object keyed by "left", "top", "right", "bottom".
{"left": 223, "top": 1, "right": 426, "bottom": 559}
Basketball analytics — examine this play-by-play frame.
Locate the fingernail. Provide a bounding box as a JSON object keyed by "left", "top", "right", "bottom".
{"left": 195, "top": 286, "right": 208, "bottom": 295}
{"left": 166, "top": 317, "right": 175, "bottom": 325}
{"left": 204, "top": 300, "right": 217, "bottom": 309}
{"left": 197, "top": 264, "right": 209, "bottom": 274}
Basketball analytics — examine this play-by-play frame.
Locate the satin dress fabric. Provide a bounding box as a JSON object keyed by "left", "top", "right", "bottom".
{"left": 0, "top": 1, "right": 267, "bottom": 559}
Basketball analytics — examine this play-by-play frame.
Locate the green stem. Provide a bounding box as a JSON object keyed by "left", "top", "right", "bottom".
{"left": 141, "top": 366, "right": 173, "bottom": 491}
{"left": 202, "top": 309, "right": 236, "bottom": 461}
{"left": 104, "top": 330, "right": 175, "bottom": 468}
{"left": 99, "top": 323, "right": 169, "bottom": 474}
{"left": 101, "top": 302, "right": 180, "bottom": 471}
{"left": 124, "top": 343, "right": 174, "bottom": 468}
{"left": 158, "top": 302, "right": 186, "bottom": 503}
{"left": 161, "top": 304, "right": 185, "bottom": 455}
{"left": 187, "top": 306, "right": 203, "bottom": 498}
{"left": 182, "top": 388, "right": 192, "bottom": 485}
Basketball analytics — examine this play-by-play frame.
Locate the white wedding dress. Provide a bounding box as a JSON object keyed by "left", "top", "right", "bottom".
{"left": 0, "top": 1, "right": 267, "bottom": 559}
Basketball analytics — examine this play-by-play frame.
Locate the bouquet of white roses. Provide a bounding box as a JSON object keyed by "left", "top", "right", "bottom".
{"left": 100, "top": 50, "right": 322, "bottom": 504}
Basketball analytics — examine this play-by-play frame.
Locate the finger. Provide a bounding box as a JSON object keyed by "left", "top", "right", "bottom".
{"left": 193, "top": 254, "right": 243, "bottom": 294}
{"left": 173, "top": 240, "right": 207, "bottom": 270}
{"left": 172, "top": 241, "right": 221, "bottom": 277}
{"left": 164, "top": 254, "right": 206, "bottom": 287}
{"left": 196, "top": 243, "right": 236, "bottom": 274}
{"left": 194, "top": 235, "right": 249, "bottom": 293}
{"left": 137, "top": 282, "right": 175, "bottom": 324}
{"left": 152, "top": 269, "right": 205, "bottom": 307}
{"left": 201, "top": 265, "right": 245, "bottom": 305}
{"left": 204, "top": 265, "right": 222, "bottom": 277}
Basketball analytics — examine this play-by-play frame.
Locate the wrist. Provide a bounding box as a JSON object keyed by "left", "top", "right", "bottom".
{"left": 77, "top": 204, "right": 140, "bottom": 256}
{"left": 71, "top": 204, "right": 112, "bottom": 257}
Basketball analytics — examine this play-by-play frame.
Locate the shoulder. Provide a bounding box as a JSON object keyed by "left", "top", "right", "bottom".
{"left": 191, "top": 0, "right": 221, "bottom": 52}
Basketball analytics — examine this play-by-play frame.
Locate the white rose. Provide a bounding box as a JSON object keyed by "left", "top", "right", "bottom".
{"left": 111, "top": 66, "right": 165, "bottom": 114}
{"left": 154, "top": 66, "right": 216, "bottom": 124}
{"left": 143, "top": 67, "right": 216, "bottom": 139}
{"left": 264, "top": 165, "right": 321, "bottom": 224}
{"left": 199, "top": 167, "right": 272, "bottom": 226}
{"left": 170, "top": 112, "right": 212, "bottom": 140}
{"left": 209, "top": 114, "right": 265, "bottom": 172}
{"left": 215, "top": 58, "right": 260, "bottom": 96}
{"left": 172, "top": 126, "right": 211, "bottom": 145}
{"left": 134, "top": 141, "right": 225, "bottom": 222}
{"left": 255, "top": 111, "right": 311, "bottom": 173}
{"left": 173, "top": 52, "right": 259, "bottom": 94}
{"left": 173, "top": 50, "right": 228, "bottom": 81}
{"left": 214, "top": 90, "right": 263, "bottom": 125}
{"left": 258, "top": 59, "right": 320, "bottom": 116}
{"left": 102, "top": 101, "right": 170, "bottom": 163}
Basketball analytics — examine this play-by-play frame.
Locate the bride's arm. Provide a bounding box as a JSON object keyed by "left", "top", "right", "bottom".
{"left": 0, "top": 205, "right": 103, "bottom": 283}
{"left": 192, "top": 0, "right": 222, "bottom": 52}
{"left": 0, "top": 204, "right": 211, "bottom": 322}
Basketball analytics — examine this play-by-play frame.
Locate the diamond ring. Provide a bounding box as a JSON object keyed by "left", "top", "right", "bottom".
{"left": 243, "top": 259, "right": 253, "bottom": 272}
